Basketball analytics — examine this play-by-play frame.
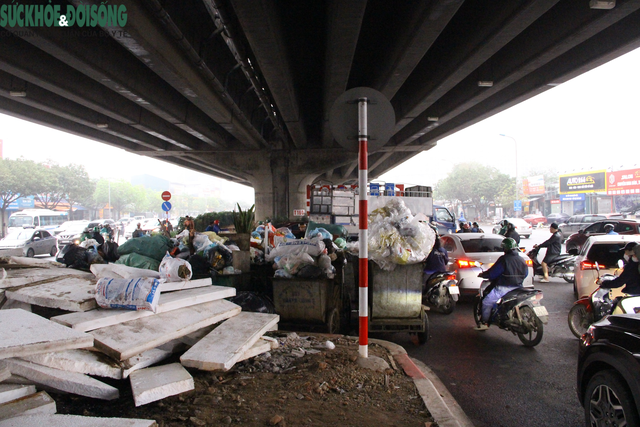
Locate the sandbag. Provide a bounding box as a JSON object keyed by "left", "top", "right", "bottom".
{"left": 227, "top": 291, "right": 275, "bottom": 314}
{"left": 159, "top": 253, "right": 193, "bottom": 282}
{"left": 115, "top": 253, "right": 161, "bottom": 271}
{"left": 117, "top": 234, "right": 172, "bottom": 261}
{"left": 95, "top": 277, "right": 161, "bottom": 312}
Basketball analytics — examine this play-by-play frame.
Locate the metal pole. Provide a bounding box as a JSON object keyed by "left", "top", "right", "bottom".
{"left": 358, "top": 97, "right": 369, "bottom": 359}
{"left": 108, "top": 181, "right": 111, "bottom": 219}
{"left": 500, "top": 134, "right": 518, "bottom": 216}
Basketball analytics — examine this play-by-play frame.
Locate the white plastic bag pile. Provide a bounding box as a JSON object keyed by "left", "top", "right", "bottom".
{"left": 266, "top": 237, "right": 336, "bottom": 279}
{"left": 367, "top": 198, "right": 436, "bottom": 271}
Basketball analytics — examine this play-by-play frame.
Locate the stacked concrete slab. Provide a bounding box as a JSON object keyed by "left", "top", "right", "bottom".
{"left": 0, "top": 260, "right": 281, "bottom": 418}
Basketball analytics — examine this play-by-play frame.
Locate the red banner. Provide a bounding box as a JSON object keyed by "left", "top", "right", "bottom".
{"left": 607, "top": 168, "right": 640, "bottom": 195}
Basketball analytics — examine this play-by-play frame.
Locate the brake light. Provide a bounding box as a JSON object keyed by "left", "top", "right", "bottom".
{"left": 456, "top": 259, "right": 480, "bottom": 268}
{"left": 526, "top": 259, "right": 533, "bottom": 267}
{"left": 446, "top": 273, "right": 457, "bottom": 281}
{"left": 580, "top": 261, "right": 596, "bottom": 270}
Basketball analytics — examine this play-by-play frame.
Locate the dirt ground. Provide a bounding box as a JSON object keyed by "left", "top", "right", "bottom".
{"left": 53, "top": 333, "right": 434, "bottom": 427}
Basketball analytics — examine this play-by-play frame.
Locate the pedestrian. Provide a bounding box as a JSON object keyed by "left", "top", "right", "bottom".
{"left": 132, "top": 223, "right": 144, "bottom": 238}
{"left": 533, "top": 222, "right": 562, "bottom": 282}
{"left": 471, "top": 222, "right": 484, "bottom": 233}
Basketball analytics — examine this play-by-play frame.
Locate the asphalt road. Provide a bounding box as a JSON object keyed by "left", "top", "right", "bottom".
{"left": 381, "top": 226, "right": 585, "bottom": 427}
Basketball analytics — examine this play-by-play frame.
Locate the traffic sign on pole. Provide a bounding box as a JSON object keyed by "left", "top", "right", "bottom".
{"left": 161, "top": 201, "right": 172, "bottom": 212}
{"left": 514, "top": 200, "right": 522, "bottom": 211}
{"left": 161, "top": 191, "right": 172, "bottom": 201}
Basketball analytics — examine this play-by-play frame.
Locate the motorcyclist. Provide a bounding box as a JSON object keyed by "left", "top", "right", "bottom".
{"left": 471, "top": 222, "right": 484, "bottom": 233}
{"left": 424, "top": 235, "right": 449, "bottom": 284}
{"left": 599, "top": 242, "right": 640, "bottom": 295}
{"left": 604, "top": 223, "right": 618, "bottom": 235}
{"left": 456, "top": 221, "right": 471, "bottom": 233}
{"left": 504, "top": 222, "right": 520, "bottom": 244}
{"left": 474, "top": 237, "right": 528, "bottom": 330}
{"left": 533, "top": 222, "right": 562, "bottom": 283}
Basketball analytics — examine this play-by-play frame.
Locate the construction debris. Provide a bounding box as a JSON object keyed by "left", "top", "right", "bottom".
{"left": 0, "top": 385, "right": 36, "bottom": 405}
{"left": 129, "top": 363, "right": 194, "bottom": 407}
{"left": 0, "top": 414, "right": 157, "bottom": 426}
{"left": 5, "top": 277, "right": 97, "bottom": 312}
{"left": 0, "top": 391, "right": 56, "bottom": 420}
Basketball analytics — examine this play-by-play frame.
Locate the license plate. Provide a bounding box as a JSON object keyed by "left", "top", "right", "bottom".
{"left": 533, "top": 306, "right": 548, "bottom": 317}
{"left": 448, "top": 286, "right": 460, "bottom": 295}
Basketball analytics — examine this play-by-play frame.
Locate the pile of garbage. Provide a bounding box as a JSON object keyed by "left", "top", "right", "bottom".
{"left": 349, "top": 198, "right": 436, "bottom": 271}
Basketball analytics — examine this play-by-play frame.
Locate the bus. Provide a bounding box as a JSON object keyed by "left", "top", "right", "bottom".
{"left": 7, "top": 209, "right": 69, "bottom": 233}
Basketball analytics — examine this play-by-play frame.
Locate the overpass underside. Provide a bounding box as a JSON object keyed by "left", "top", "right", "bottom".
{"left": 1, "top": 0, "right": 640, "bottom": 219}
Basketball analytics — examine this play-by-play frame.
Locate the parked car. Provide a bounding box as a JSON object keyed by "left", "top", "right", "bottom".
{"left": 491, "top": 217, "right": 533, "bottom": 238}
{"left": 439, "top": 233, "right": 534, "bottom": 296}
{"left": 0, "top": 228, "right": 58, "bottom": 257}
{"left": 565, "top": 219, "right": 640, "bottom": 253}
{"left": 573, "top": 235, "right": 640, "bottom": 298}
{"left": 546, "top": 212, "right": 570, "bottom": 225}
{"left": 51, "top": 220, "right": 90, "bottom": 236}
{"left": 56, "top": 220, "right": 91, "bottom": 248}
{"left": 558, "top": 214, "right": 607, "bottom": 242}
{"left": 523, "top": 214, "right": 546, "bottom": 226}
{"left": 578, "top": 314, "right": 640, "bottom": 426}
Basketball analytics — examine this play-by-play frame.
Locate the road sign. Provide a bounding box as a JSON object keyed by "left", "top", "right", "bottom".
{"left": 161, "top": 191, "right": 171, "bottom": 201}
{"left": 161, "top": 201, "right": 172, "bottom": 212}
{"left": 514, "top": 200, "right": 522, "bottom": 211}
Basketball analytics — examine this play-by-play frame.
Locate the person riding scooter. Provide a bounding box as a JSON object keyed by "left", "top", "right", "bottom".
{"left": 533, "top": 222, "right": 562, "bottom": 283}
{"left": 474, "top": 237, "right": 528, "bottom": 330}
{"left": 600, "top": 241, "right": 640, "bottom": 295}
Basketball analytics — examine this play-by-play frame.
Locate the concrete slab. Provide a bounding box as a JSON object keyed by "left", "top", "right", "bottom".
{"left": 0, "top": 363, "right": 9, "bottom": 383}
{"left": 181, "top": 312, "right": 279, "bottom": 371}
{"left": 91, "top": 299, "right": 241, "bottom": 361}
{"left": 0, "top": 292, "right": 5, "bottom": 309}
{"left": 0, "top": 301, "right": 30, "bottom": 312}
{"left": 0, "top": 391, "right": 56, "bottom": 421}
{"left": 0, "top": 310, "right": 93, "bottom": 360}
{"left": 122, "top": 348, "right": 172, "bottom": 379}
{"left": 129, "top": 363, "right": 194, "bottom": 407}
{"left": 5, "top": 258, "right": 63, "bottom": 268}
{"left": 178, "top": 325, "right": 217, "bottom": 347}
{"left": 0, "top": 268, "right": 93, "bottom": 290}
{"left": 20, "top": 350, "right": 122, "bottom": 380}
{"left": 0, "top": 414, "right": 156, "bottom": 426}
{"left": 157, "top": 278, "right": 211, "bottom": 292}
{"left": 52, "top": 285, "right": 236, "bottom": 332}
{"left": 3, "top": 359, "right": 119, "bottom": 401}
{"left": 237, "top": 339, "right": 271, "bottom": 362}
{"left": 0, "top": 385, "right": 36, "bottom": 405}
{"left": 5, "top": 277, "right": 96, "bottom": 312}
{"left": 90, "top": 264, "right": 161, "bottom": 280}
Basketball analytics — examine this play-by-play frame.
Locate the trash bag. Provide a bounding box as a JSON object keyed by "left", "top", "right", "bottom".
{"left": 307, "top": 227, "right": 332, "bottom": 240}
{"left": 115, "top": 253, "right": 161, "bottom": 271}
{"left": 159, "top": 253, "right": 192, "bottom": 282}
{"left": 207, "top": 244, "right": 233, "bottom": 268}
{"left": 227, "top": 291, "right": 276, "bottom": 314}
{"left": 117, "top": 234, "right": 172, "bottom": 262}
{"left": 305, "top": 221, "right": 348, "bottom": 240}
{"left": 99, "top": 241, "right": 120, "bottom": 263}
{"left": 56, "top": 244, "right": 90, "bottom": 270}
{"left": 186, "top": 254, "right": 211, "bottom": 280}
{"left": 86, "top": 249, "right": 106, "bottom": 265}
{"left": 297, "top": 264, "right": 324, "bottom": 279}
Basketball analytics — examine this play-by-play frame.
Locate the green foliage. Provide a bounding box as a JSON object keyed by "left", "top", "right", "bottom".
{"left": 233, "top": 203, "right": 255, "bottom": 233}
{"left": 59, "top": 164, "right": 95, "bottom": 219}
{"left": 0, "top": 158, "right": 48, "bottom": 236}
{"left": 95, "top": 180, "right": 139, "bottom": 219}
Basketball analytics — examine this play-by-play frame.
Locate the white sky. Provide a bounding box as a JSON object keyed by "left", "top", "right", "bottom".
{"left": 2, "top": 46, "right": 640, "bottom": 199}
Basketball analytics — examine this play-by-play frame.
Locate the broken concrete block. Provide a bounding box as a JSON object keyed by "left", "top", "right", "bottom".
{"left": 122, "top": 348, "right": 172, "bottom": 379}
{"left": 3, "top": 359, "right": 119, "bottom": 401}
{"left": 0, "top": 363, "right": 9, "bottom": 383}
{"left": 0, "top": 385, "right": 36, "bottom": 405}
{"left": 129, "top": 363, "right": 194, "bottom": 407}
{"left": 181, "top": 312, "right": 279, "bottom": 371}
{"left": 52, "top": 285, "right": 236, "bottom": 332}
{"left": 0, "top": 414, "right": 157, "bottom": 426}
{"left": 237, "top": 339, "right": 271, "bottom": 362}
{"left": 0, "top": 301, "right": 30, "bottom": 312}
{"left": 0, "top": 310, "right": 93, "bottom": 360}
{"left": 0, "top": 391, "right": 56, "bottom": 421}
{"left": 20, "top": 350, "right": 122, "bottom": 380}
{"left": 91, "top": 299, "right": 241, "bottom": 361}
{"left": 5, "top": 277, "right": 96, "bottom": 312}
{"left": 157, "top": 278, "right": 212, "bottom": 292}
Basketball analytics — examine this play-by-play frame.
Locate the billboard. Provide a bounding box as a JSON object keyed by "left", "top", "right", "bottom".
{"left": 606, "top": 168, "right": 640, "bottom": 195}
{"left": 523, "top": 175, "right": 545, "bottom": 195}
{"left": 559, "top": 170, "right": 606, "bottom": 194}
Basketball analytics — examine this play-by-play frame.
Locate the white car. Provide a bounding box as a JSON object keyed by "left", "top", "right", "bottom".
{"left": 492, "top": 217, "right": 533, "bottom": 238}
{"left": 574, "top": 235, "right": 640, "bottom": 298}
{"left": 440, "top": 233, "right": 534, "bottom": 296}
{"left": 0, "top": 228, "right": 59, "bottom": 257}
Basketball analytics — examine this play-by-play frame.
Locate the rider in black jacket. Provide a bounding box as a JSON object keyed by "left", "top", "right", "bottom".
{"left": 600, "top": 242, "right": 640, "bottom": 295}
{"left": 533, "top": 222, "right": 562, "bottom": 283}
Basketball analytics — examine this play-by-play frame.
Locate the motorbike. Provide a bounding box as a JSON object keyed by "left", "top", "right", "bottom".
{"left": 567, "top": 260, "right": 638, "bottom": 338}
{"left": 526, "top": 246, "right": 577, "bottom": 283}
{"left": 473, "top": 280, "right": 549, "bottom": 346}
{"left": 423, "top": 272, "right": 459, "bottom": 314}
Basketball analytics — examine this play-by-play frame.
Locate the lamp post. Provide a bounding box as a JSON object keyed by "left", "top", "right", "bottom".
{"left": 499, "top": 134, "right": 518, "bottom": 216}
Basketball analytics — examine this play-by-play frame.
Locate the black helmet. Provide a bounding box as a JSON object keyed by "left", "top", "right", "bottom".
{"left": 501, "top": 237, "right": 517, "bottom": 252}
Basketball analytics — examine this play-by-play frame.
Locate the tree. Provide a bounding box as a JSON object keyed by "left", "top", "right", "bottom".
{"left": 59, "top": 164, "right": 95, "bottom": 220}
{"left": 0, "top": 158, "right": 44, "bottom": 237}
{"left": 32, "top": 163, "right": 64, "bottom": 210}
{"left": 94, "top": 180, "right": 138, "bottom": 219}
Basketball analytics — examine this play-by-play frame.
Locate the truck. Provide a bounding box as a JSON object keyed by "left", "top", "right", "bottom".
{"left": 306, "top": 183, "right": 456, "bottom": 236}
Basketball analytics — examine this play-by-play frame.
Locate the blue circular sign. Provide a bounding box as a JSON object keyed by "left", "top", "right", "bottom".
{"left": 162, "top": 201, "right": 172, "bottom": 212}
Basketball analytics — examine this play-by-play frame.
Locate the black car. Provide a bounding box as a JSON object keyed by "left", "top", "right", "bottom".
{"left": 546, "top": 212, "right": 570, "bottom": 225}
{"left": 578, "top": 314, "right": 640, "bottom": 426}
{"left": 559, "top": 214, "right": 607, "bottom": 242}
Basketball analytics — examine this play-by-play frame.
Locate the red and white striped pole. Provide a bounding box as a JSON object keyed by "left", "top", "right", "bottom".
{"left": 358, "top": 97, "right": 369, "bottom": 359}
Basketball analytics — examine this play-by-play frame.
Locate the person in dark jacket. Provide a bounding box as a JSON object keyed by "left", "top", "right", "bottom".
{"left": 600, "top": 242, "right": 640, "bottom": 295}
{"left": 132, "top": 223, "right": 144, "bottom": 238}
{"left": 424, "top": 236, "right": 449, "bottom": 278}
{"left": 533, "top": 222, "right": 562, "bottom": 283}
{"left": 504, "top": 222, "right": 520, "bottom": 244}
{"left": 475, "top": 237, "right": 528, "bottom": 330}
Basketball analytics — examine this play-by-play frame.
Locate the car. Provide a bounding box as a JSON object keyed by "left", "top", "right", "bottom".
{"left": 491, "top": 217, "right": 533, "bottom": 238}
{"left": 0, "top": 228, "right": 59, "bottom": 257}
{"left": 558, "top": 214, "right": 607, "bottom": 242}
{"left": 51, "top": 220, "right": 88, "bottom": 236}
{"left": 565, "top": 219, "right": 640, "bottom": 253}
{"left": 546, "top": 212, "right": 570, "bottom": 225}
{"left": 573, "top": 235, "right": 640, "bottom": 298}
{"left": 577, "top": 314, "right": 640, "bottom": 426}
{"left": 56, "top": 220, "right": 91, "bottom": 248}
{"left": 523, "top": 214, "right": 546, "bottom": 226}
{"left": 440, "top": 233, "right": 534, "bottom": 296}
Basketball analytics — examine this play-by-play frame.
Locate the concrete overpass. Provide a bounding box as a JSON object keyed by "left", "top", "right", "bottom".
{"left": 1, "top": 0, "right": 640, "bottom": 219}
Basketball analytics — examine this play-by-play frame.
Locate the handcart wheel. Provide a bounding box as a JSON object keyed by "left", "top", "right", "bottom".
{"left": 327, "top": 308, "right": 340, "bottom": 334}
{"left": 417, "top": 313, "right": 430, "bottom": 344}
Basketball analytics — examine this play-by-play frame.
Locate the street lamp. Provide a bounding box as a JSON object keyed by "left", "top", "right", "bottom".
{"left": 499, "top": 134, "right": 518, "bottom": 216}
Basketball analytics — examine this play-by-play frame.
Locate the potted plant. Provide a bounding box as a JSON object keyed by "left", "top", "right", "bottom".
{"left": 233, "top": 203, "right": 255, "bottom": 251}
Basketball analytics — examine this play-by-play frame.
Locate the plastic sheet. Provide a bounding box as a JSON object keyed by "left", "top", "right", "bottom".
{"left": 115, "top": 253, "right": 161, "bottom": 271}
{"left": 117, "top": 234, "right": 172, "bottom": 262}
{"left": 367, "top": 197, "right": 436, "bottom": 271}
{"left": 307, "top": 227, "right": 332, "bottom": 240}
{"left": 275, "top": 253, "right": 315, "bottom": 276}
